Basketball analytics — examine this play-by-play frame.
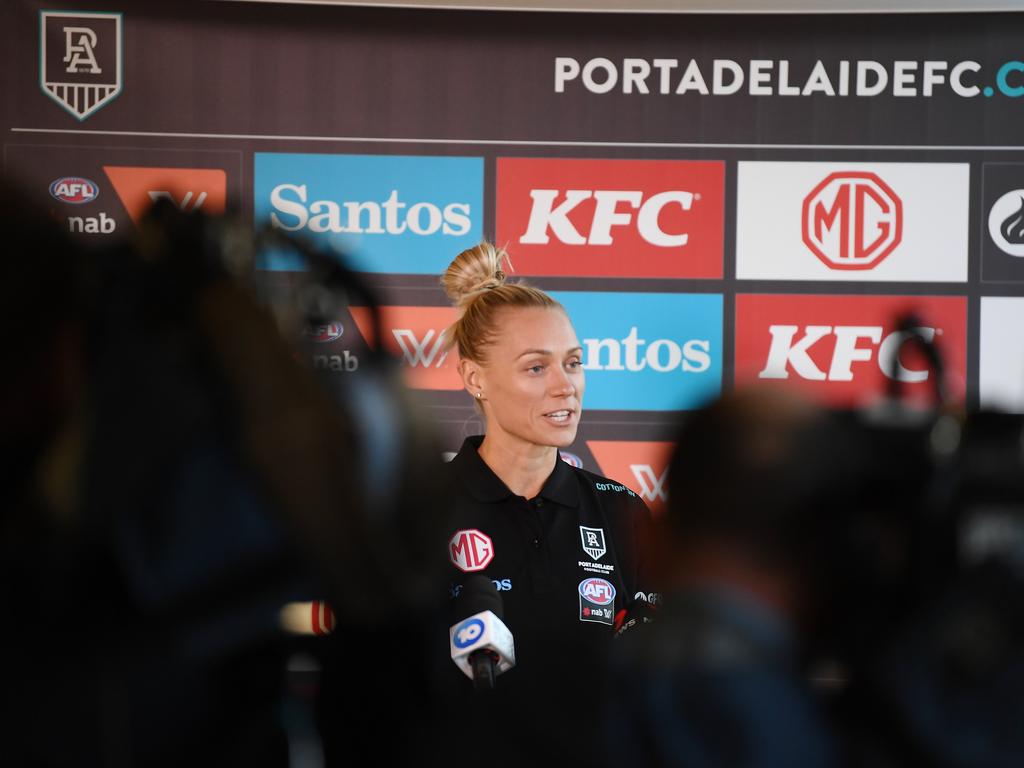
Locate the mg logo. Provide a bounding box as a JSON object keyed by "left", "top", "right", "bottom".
{"left": 802, "top": 171, "right": 903, "bottom": 271}
{"left": 449, "top": 529, "right": 494, "bottom": 573}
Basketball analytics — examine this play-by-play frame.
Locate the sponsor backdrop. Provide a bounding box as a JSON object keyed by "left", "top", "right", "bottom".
{"left": 5, "top": 2, "right": 1024, "bottom": 512}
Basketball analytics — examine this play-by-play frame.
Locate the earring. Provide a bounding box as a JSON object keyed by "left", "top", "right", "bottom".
{"left": 476, "top": 392, "right": 483, "bottom": 398}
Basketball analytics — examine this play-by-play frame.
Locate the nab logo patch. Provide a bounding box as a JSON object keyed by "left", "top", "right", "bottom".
{"left": 735, "top": 294, "right": 968, "bottom": 407}
{"left": 40, "top": 11, "right": 123, "bottom": 121}
{"left": 103, "top": 166, "right": 227, "bottom": 224}
{"left": 449, "top": 529, "right": 494, "bottom": 573}
{"left": 496, "top": 157, "right": 724, "bottom": 279}
{"left": 579, "top": 526, "right": 607, "bottom": 561}
{"left": 736, "top": 162, "right": 968, "bottom": 283}
{"left": 452, "top": 618, "right": 485, "bottom": 649}
{"left": 349, "top": 306, "right": 461, "bottom": 390}
{"left": 550, "top": 292, "right": 722, "bottom": 411}
{"left": 588, "top": 441, "right": 673, "bottom": 517}
{"left": 254, "top": 153, "right": 482, "bottom": 273}
{"left": 49, "top": 176, "right": 98, "bottom": 204}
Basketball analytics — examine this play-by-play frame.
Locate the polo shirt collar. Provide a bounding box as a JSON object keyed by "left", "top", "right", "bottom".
{"left": 453, "top": 435, "right": 580, "bottom": 508}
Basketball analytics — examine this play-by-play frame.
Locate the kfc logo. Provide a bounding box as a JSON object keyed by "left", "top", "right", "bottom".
{"left": 735, "top": 294, "right": 967, "bottom": 406}
{"left": 802, "top": 172, "right": 903, "bottom": 270}
{"left": 449, "top": 529, "right": 494, "bottom": 572}
{"left": 497, "top": 158, "right": 724, "bottom": 279}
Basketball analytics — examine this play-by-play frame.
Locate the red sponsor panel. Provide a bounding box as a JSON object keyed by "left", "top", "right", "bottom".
{"left": 496, "top": 158, "right": 724, "bottom": 279}
{"left": 587, "top": 440, "right": 673, "bottom": 518}
{"left": 735, "top": 294, "right": 967, "bottom": 407}
{"left": 349, "top": 306, "right": 462, "bottom": 391}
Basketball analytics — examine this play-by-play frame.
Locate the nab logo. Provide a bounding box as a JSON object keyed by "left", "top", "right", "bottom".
{"left": 449, "top": 529, "right": 494, "bottom": 573}
{"left": 802, "top": 172, "right": 903, "bottom": 270}
{"left": 349, "top": 306, "right": 461, "bottom": 390}
{"left": 497, "top": 158, "right": 724, "bottom": 279}
{"left": 578, "top": 578, "right": 616, "bottom": 606}
{"left": 735, "top": 294, "right": 968, "bottom": 407}
{"left": 588, "top": 440, "right": 673, "bottom": 517}
{"left": 50, "top": 176, "right": 98, "bottom": 204}
{"left": 453, "top": 618, "right": 485, "bottom": 649}
{"left": 103, "top": 166, "right": 227, "bottom": 225}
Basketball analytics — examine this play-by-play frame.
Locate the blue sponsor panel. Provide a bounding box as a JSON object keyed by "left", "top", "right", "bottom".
{"left": 253, "top": 153, "right": 483, "bottom": 273}
{"left": 551, "top": 292, "right": 722, "bottom": 411}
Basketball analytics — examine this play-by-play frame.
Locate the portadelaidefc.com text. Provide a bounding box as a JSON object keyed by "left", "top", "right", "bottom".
{"left": 554, "top": 57, "right": 1024, "bottom": 99}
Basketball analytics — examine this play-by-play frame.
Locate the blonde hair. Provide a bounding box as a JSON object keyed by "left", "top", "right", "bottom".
{"left": 441, "top": 242, "right": 562, "bottom": 363}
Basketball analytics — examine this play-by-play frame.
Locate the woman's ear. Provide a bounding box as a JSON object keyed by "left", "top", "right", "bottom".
{"left": 459, "top": 358, "right": 485, "bottom": 399}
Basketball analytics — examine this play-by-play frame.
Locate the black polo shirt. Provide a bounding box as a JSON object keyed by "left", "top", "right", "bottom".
{"left": 444, "top": 435, "right": 657, "bottom": 695}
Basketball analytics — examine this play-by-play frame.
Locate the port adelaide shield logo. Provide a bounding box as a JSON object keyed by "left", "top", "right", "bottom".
{"left": 580, "top": 526, "right": 606, "bottom": 561}
{"left": 40, "top": 11, "right": 123, "bottom": 120}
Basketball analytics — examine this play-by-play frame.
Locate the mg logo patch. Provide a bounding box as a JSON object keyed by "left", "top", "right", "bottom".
{"left": 40, "top": 11, "right": 123, "bottom": 121}
{"left": 579, "top": 526, "right": 607, "bottom": 561}
{"left": 448, "top": 529, "right": 494, "bottom": 573}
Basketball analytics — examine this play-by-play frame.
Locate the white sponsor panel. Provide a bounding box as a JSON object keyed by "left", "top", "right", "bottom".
{"left": 980, "top": 297, "right": 1024, "bottom": 413}
{"left": 736, "top": 162, "right": 969, "bottom": 282}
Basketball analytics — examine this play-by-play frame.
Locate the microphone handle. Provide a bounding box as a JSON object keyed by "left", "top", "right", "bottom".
{"left": 470, "top": 650, "right": 499, "bottom": 692}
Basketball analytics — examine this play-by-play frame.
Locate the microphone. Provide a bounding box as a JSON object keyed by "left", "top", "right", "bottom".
{"left": 614, "top": 593, "right": 659, "bottom": 639}
{"left": 449, "top": 575, "right": 516, "bottom": 691}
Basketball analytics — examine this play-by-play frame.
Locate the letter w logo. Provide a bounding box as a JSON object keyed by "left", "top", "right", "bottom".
{"left": 630, "top": 464, "right": 668, "bottom": 503}
{"left": 392, "top": 329, "right": 449, "bottom": 367}
{"left": 148, "top": 190, "right": 208, "bottom": 212}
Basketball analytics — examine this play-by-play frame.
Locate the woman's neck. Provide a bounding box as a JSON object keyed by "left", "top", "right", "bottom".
{"left": 478, "top": 434, "right": 557, "bottom": 500}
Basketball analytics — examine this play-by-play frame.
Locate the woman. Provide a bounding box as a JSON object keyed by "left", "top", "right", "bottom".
{"left": 441, "top": 242, "right": 657, "bottom": 717}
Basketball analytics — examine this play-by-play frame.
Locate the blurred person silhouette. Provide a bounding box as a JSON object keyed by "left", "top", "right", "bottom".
{"left": 605, "top": 387, "right": 842, "bottom": 768}
{"left": 0, "top": 184, "right": 450, "bottom": 766}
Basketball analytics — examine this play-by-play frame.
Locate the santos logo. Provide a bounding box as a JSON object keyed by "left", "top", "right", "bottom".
{"left": 736, "top": 162, "right": 969, "bottom": 283}
{"left": 735, "top": 294, "right": 968, "bottom": 406}
{"left": 497, "top": 158, "right": 724, "bottom": 279}
{"left": 255, "top": 153, "right": 482, "bottom": 274}
{"left": 349, "top": 306, "right": 461, "bottom": 390}
{"left": 552, "top": 292, "right": 722, "bottom": 410}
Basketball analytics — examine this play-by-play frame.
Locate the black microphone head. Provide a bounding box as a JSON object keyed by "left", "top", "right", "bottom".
{"left": 454, "top": 574, "right": 504, "bottom": 622}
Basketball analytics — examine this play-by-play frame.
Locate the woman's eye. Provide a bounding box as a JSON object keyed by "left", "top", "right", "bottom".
{"left": 566, "top": 359, "right": 582, "bottom": 370}
{"left": 528, "top": 364, "right": 545, "bottom": 374}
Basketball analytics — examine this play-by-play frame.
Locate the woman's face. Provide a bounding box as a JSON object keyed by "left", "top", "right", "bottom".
{"left": 469, "top": 306, "right": 585, "bottom": 450}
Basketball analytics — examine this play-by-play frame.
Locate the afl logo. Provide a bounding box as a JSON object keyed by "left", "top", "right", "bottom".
{"left": 303, "top": 322, "right": 344, "bottom": 343}
{"left": 453, "top": 617, "right": 485, "bottom": 649}
{"left": 578, "top": 577, "right": 616, "bottom": 606}
{"left": 449, "top": 529, "right": 494, "bottom": 572}
{"left": 559, "top": 451, "right": 583, "bottom": 468}
{"left": 49, "top": 177, "right": 99, "bottom": 205}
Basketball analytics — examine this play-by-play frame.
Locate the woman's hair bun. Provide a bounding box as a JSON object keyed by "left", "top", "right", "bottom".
{"left": 441, "top": 242, "right": 510, "bottom": 307}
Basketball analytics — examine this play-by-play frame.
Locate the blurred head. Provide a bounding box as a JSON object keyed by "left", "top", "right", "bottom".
{"left": 442, "top": 242, "right": 584, "bottom": 449}
{"left": 661, "top": 388, "right": 842, "bottom": 620}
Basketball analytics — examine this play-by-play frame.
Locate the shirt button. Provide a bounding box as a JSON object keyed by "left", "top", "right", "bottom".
{"left": 532, "top": 537, "right": 541, "bottom": 549}
{"left": 532, "top": 499, "right": 544, "bottom": 508}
